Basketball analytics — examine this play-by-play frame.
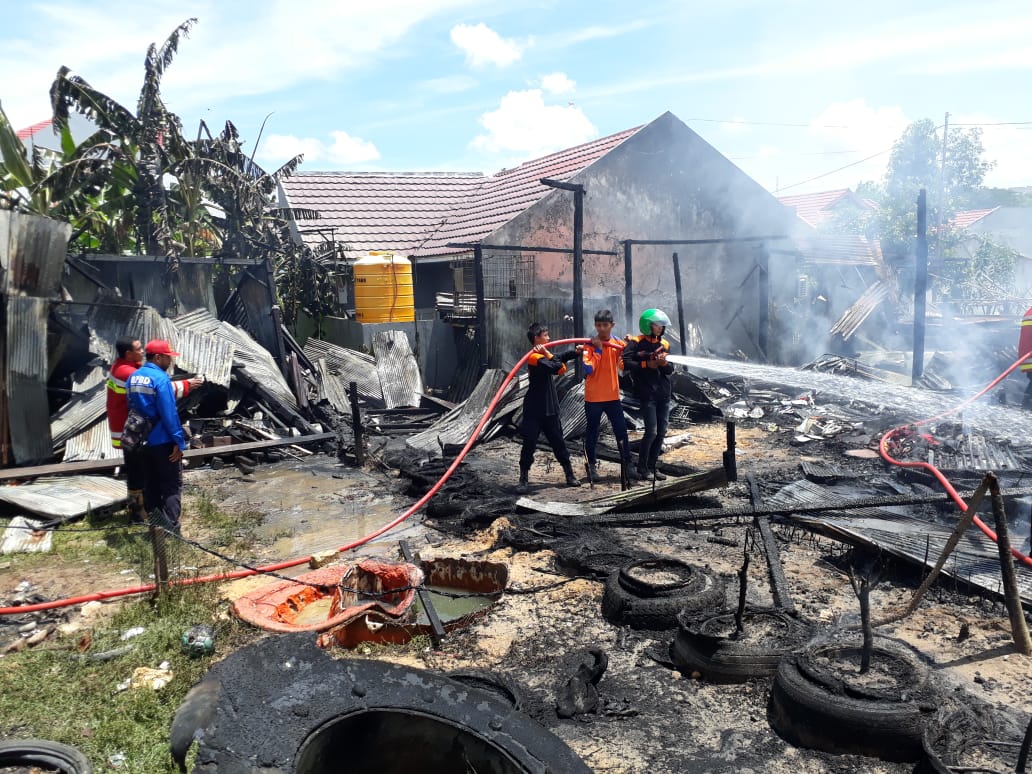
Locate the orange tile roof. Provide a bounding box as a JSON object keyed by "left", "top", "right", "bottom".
{"left": 949, "top": 208, "right": 998, "bottom": 230}
{"left": 776, "top": 189, "right": 874, "bottom": 228}
{"left": 15, "top": 118, "right": 53, "bottom": 141}
{"left": 280, "top": 125, "right": 642, "bottom": 256}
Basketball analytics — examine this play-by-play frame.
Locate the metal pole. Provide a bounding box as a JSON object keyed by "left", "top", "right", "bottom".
{"left": 473, "top": 244, "right": 487, "bottom": 372}
{"left": 912, "top": 189, "right": 928, "bottom": 384}
{"left": 623, "top": 241, "right": 633, "bottom": 334}
{"left": 672, "top": 252, "right": 688, "bottom": 356}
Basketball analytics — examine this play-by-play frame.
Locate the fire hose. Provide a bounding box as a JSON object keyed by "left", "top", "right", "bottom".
{"left": 0, "top": 337, "right": 603, "bottom": 615}
{"left": 879, "top": 350, "right": 1032, "bottom": 567}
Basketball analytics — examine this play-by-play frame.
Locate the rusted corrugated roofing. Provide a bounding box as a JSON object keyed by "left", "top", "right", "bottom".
{"left": 0, "top": 211, "right": 71, "bottom": 297}
{"left": 280, "top": 125, "right": 641, "bottom": 258}
{"left": 303, "top": 339, "right": 384, "bottom": 407}
{"left": 7, "top": 296, "right": 53, "bottom": 464}
{"left": 371, "top": 330, "right": 422, "bottom": 409}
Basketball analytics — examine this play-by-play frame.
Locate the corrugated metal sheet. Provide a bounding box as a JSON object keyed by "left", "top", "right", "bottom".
{"left": 303, "top": 339, "right": 385, "bottom": 407}
{"left": 774, "top": 480, "right": 1032, "bottom": 604}
{"left": 371, "top": 330, "right": 422, "bottom": 409}
{"left": 7, "top": 296, "right": 52, "bottom": 463}
{"left": 314, "top": 358, "right": 351, "bottom": 415}
{"left": 407, "top": 369, "right": 506, "bottom": 454}
{"left": 87, "top": 298, "right": 172, "bottom": 366}
{"left": 174, "top": 326, "right": 234, "bottom": 388}
{"left": 64, "top": 418, "right": 123, "bottom": 463}
{"left": 0, "top": 475, "right": 127, "bottom": 521}
{"left": 829, "top": 280, "right": 892, "bottom": 341}
{"left": 174, "top": 308, "right": 295, "bottom": 408}
{"left": 0, "top": 211, "right": 71, "bottom": 297}
{"left": 50, "top": 367, "right": 107, "bottom": 449}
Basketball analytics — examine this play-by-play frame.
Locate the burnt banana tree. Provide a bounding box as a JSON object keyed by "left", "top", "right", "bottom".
{"left": 49, "top": 18, "right": 197, "bottom": 257}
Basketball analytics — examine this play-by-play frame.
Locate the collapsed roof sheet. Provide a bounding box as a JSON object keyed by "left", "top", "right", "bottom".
{"left": 371, "top": 330, "right": 422, "bottom": 409}
{"left": 303, "top": 339, "right": 384, "bottom": 407}
{"left": 407, "top": 369, "right": 508, "bottom": 455}
{"left": 0, "top": 476, "right": 126, "bottom": 521}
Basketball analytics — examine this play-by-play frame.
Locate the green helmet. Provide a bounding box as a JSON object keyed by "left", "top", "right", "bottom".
{"left": 639, "top": 308, "right": 671, "bottom": 336}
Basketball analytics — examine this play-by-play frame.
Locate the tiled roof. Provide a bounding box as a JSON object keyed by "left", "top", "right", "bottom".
{"left": 420, "top": 126, "right": 641, "bottom": 254}
{"left": 950, "top": 207, "right": 998, "bottom": 230}
{"left": 280, "top": 125, "right": 641, "bottom": 257}
{"left": 776, "top": 189, "right": 874, "bottom": 228}
{"left": 774, "top": 234, "right": 884, "bottom": 266}
{"left": 15, "top": 118, "right": 53, "bottom": 141}
{"left": 282, "top": 172, "right": 485, "bottom": 253}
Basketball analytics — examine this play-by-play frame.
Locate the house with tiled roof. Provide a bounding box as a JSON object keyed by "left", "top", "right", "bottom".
{"left": 281, "top": 111, "right": 798, "bottom": 374}
{"left": 950, "top": 206, "right": 1032, "bottom": 295}
{"left": 776, "top": 188, "right": 877, "bottom": 230}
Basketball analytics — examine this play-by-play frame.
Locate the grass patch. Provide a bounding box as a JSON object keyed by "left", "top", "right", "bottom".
{"left": 188, "top": 487, "right": 265, "bottom": 553}
{"left": 0, "top": 582, "right": 257, "bottom": 773}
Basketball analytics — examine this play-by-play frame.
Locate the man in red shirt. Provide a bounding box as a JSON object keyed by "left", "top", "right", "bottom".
{"left": 106, "top": 336, "right": 200, "bottom": 523}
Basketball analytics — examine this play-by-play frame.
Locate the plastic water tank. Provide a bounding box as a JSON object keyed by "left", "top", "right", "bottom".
{"left": 352, "top": 252, "right": 415, "bottom": 323}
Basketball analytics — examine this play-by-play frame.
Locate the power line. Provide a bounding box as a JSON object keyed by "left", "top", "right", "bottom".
{"left": 686, "top": 117, "right": 848, "bottom": 128}
{"left": 774, "top": 146, "right": 896, "bottom": 193}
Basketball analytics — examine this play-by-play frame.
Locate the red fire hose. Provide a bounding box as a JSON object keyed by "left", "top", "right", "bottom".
{"left": 0, "top": 338, "right": 604, "bottom": 615}
{"left": 879, "top": 350, "right": 1032, "bottom": 567}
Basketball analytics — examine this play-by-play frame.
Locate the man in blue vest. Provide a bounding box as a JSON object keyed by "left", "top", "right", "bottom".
{"left": 127, "top": 340, "right": 188, "bottom": 533}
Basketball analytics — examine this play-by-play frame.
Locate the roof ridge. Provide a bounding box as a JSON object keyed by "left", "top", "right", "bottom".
{"left": 294, "top": 170, "right": 484, "bottom": 178}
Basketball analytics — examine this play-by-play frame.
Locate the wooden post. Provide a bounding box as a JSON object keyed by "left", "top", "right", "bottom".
{"left": 473, "top": 245, "right": 487, "bottom": 372}
{"left": 623, "top": 241, "right": 633, "bottom": 335}
{"left": 722, "top": 421, "right": 737, "bottom": 482}
{"left": 989, "top": 474, "right": 1032, "bottom": 655}
{"left": 912, "top": 189, "right": 929, "bottom": 384}
{"left": 672, "top": 252, "right": 688, "bottom": 356}
{"left": 735, "top": 536, "right": 750, "bottom": 635}
{"left": 349, "top": 381, "right": 364, "bottom": 466}
{"left": 150, "top": 517, "right": 169, "bottom": 599}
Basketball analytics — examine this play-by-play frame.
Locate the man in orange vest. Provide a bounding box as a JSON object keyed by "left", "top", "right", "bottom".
{"left": 107, "top": 336, "right": 200, "bottom": 523}
{"left": 1020, "top": 306, "right": 1032, "bottom": 410}
{"left": 582, "top": 309, "right": 639, "bottom": 483}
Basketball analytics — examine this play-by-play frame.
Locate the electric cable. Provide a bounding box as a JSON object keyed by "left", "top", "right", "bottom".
{"left": 0, "top": 337, "right": 602, "bottom": 615}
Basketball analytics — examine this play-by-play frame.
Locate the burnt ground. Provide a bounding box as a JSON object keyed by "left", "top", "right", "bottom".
{"left": 4, "top": 410, "right": 1032, "bottom": 772}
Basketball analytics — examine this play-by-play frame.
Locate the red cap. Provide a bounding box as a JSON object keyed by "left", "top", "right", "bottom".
{"left": 145, "top": 339, "right": 180, "bottom": 357}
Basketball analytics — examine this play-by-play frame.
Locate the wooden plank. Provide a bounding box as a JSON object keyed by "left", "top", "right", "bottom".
{"left": 0, "top": 432, "right": 336, "bottom": 482}
{"left": 399, "top": 540, "right": 445, "bottom": 648}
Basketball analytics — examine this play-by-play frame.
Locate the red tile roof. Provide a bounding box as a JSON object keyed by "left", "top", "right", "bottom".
{"left": 776, "top": 188, "right": 875, "bottom": 228}
{"left": 949, "top": 207, "right": 998, "bottom": 230}
{"left": 15, "top": 118, "right": 53, "bottom": 141}
{"left": 280, "top": 125, "right": 641, "bottom": 257}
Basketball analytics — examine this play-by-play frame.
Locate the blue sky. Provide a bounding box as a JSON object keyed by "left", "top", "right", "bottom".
{"left": 3, "top": 0, "right": 1032, "bottom": 195}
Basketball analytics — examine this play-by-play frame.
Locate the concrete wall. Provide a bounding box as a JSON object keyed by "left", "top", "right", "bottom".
{"left": 485, "top": 112, "right": 797, "bottom": 362}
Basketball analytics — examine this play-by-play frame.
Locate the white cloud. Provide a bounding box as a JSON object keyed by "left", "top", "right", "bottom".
{"left": 470, "top": 89, "right": 597, "bottom": 158}
{"left": 809, "top": 99, "right": 910, "bottom": 156}
{"left": 259, "top": 131, "right": 380, "bottom": 167}
{"left": 540, "top": 72, "right": 576, "bottom": 95}
{"left": 450, "top": 23, "right": 527, "bottom": 68}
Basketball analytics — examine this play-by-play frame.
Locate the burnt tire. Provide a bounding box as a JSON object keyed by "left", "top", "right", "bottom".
{"left": 601, "top": 563, "right": 724, "bottom": 630}
{"left": 0, "top": 738, "right": 92, "bottom": 773}
{"left": 768, "top": 638, "right": 935, "bottom": 763}
{"left": 445, "top": 668, "right": 524, "bottom": 712}
{"left": 670, "top": 608, "right": 812, "bottom": 683}
{"left": 618, "top": 558, "right": 701, "bottom": 598}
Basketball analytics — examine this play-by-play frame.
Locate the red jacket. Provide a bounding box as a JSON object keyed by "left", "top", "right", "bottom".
{"left": 106, "top": 358, "right": 191, "bottom": 447}
{"left": 1021, "top": 306, "right": 1032, "bottom": 373}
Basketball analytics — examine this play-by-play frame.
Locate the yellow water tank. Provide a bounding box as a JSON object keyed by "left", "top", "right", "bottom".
{"left": 352, "top": 252, "right": 415, "bottom": 323}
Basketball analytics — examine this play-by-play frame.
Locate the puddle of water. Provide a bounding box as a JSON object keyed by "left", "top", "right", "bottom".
{"left": 414, "top": 585, "right": 496, "bottom": 625}
{"left": 198, "top": 460, "right": 425, "bottom": 560}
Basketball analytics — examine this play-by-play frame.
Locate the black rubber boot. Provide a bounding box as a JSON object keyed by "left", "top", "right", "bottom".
{"left": 127, "top": 489, "right": 147, "bottom": 525}
{"left": 650, "top": 469, "right": 668, "bottom": 481}
{"left": 588, "top": 462, "right": 601, "bottom": 483}
{"left": 562, "top": 463, "right": 581, "bottom": 487}
{"left": 516, "top": 470, "right": 530, "bottom": 494}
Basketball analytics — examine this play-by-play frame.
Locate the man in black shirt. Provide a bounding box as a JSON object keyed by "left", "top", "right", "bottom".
{"left": 517, "top": 322, "right": 582, "bottom": 493}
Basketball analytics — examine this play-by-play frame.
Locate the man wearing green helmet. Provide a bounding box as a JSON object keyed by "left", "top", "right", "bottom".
{"left": 623, "top": 308, "right": 674, "bottom": 480}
